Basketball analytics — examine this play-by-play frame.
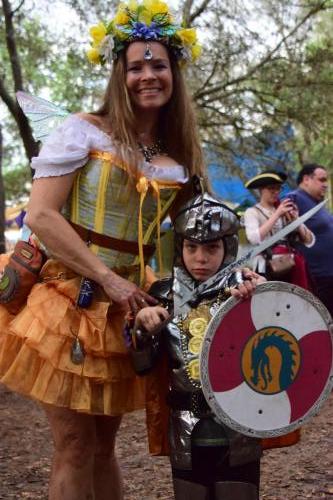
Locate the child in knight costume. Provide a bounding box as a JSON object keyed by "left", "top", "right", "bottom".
{"left": 129, "top": 190, "right": 264, "bottom": 500}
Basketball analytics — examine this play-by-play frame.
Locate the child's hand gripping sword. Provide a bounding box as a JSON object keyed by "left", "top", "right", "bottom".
{"left": 174, "top": 199, "right": 327, "bottom": 315}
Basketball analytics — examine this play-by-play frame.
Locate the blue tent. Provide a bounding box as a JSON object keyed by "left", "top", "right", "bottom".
{"left": 208, "top": 168, "right": 256, "bottom": 207}
{"left": 207, "top": 125, "right": 295, "bottom": 207}
{"left": 208, "top": 167, "right": 293, "bottom": 208}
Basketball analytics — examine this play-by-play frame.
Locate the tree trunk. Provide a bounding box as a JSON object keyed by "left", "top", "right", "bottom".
{"left": 1, "top": 0, "right": 39, "bottom": 166}
{"left": 0, "top": 125, "right": 6, "bottom": 253}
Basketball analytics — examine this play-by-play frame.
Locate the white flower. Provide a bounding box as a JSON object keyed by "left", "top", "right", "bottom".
{"left": 180, "top": 46, "right": 191, "bottom": 61}
{"left": 99, "top": 35, "right": 115, "bottom": 64}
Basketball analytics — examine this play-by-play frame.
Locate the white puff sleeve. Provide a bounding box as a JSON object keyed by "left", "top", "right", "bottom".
{"left": 31, "top": 115, "right": 93, "bottom": 178}
{"left": 243, "top": 207, "right": 261, "bottom": 245}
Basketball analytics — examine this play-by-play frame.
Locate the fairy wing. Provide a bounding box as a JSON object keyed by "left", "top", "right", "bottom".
{"left": 16, "top": 91, "right": 69, "bottom": 142}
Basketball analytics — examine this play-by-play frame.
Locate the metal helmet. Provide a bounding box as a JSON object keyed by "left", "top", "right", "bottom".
{"left": 173, "top": 189, "right": 240, "bottom": 269}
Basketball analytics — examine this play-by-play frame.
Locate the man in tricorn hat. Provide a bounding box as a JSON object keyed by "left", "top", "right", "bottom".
{"left": 127, "top": 190, "right": 265, "bottom": 499}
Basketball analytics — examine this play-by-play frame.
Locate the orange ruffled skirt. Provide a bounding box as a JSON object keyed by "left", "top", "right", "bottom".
{"left": 0, "top": 257, "right": 145, "bottom": 416}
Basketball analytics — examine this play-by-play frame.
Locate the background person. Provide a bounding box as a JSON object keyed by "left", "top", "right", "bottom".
{"left": 243, "top": 170, "right": 314, "bottom": 288}
{"left": 287, "top": 164, "right": 333, "bottom": 317}
{"left": 0, "top": 2, "right": 205, "bottom": 499}
{"left": 243, "top": 169, "right": 315, "bottom": 450}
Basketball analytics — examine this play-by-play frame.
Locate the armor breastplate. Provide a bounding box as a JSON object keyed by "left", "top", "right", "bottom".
{"left": 168, "top": 295, "right": 223, "bottom": 392}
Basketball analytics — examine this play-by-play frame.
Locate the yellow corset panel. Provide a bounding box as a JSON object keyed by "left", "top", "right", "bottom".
{"left": 64, "top": 151, "right": 182, "bottom": 282}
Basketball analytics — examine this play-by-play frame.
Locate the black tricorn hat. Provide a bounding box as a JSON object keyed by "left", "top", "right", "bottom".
{"left": 245, "top": 170, "right": 288, "bottom": 189}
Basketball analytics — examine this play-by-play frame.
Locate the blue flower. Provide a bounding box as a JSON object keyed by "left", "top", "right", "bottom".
{"left": 131, "top": 22, "right": 162, "bottom": 40}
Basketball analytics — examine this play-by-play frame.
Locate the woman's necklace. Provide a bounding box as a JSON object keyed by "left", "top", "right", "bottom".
{"left": 138, "top": 140, "right": 165, "bottom": 163}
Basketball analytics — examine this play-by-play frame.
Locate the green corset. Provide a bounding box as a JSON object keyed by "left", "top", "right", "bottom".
{"left": 64, "top": 151, "right": 181, "bottom": 283}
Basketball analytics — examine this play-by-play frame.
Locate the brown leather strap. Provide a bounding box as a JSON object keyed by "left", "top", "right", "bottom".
{"left": 70, "top": 221, "right": 155, "bottom": 258}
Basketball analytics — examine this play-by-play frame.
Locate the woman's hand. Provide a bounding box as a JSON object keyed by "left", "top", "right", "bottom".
{"left": 134, "top": 306, "right": 170, "bottom": 333}
{"left": 257, "top": 199, "right": 297, "bottom": 241}
{"left": 230, "top": 269, "right": 266, "bottom": 300}
{"left": 101, "top": 272, "right": 158, "bottom": 312}
{"left": 284, "top": 201, "right": 299, "bottom": 223}
{"left": 275, "top": 199, "right": 297, "bottom": 220}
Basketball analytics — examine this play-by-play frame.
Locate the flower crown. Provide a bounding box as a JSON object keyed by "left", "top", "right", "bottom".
{"left": 87, "top": 0, "right": 201, "bottom": 66}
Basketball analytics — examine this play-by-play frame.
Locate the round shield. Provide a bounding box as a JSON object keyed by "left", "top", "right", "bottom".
{"left": 200, "top": 281, "right": 333, "bottom": 438}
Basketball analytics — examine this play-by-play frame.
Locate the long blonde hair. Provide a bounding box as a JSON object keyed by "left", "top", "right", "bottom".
{"left": 94, "top": 46, "right": 205, "bottom": 179}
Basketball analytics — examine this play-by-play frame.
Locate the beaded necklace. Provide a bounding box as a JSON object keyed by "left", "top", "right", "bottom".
{"left": 138, "top": 140, "right": 166, "bottom": 163}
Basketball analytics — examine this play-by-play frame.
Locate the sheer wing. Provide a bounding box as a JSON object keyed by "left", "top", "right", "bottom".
{"left": 16, "top": 91, "right": 69, "bottom": 142}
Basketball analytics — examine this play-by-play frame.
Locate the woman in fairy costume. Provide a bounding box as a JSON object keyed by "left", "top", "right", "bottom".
{"left": 0, "top": 1, "right": 204, "bottom": 498}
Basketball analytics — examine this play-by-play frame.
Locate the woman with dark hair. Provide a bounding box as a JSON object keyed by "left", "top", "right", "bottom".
{"left": 0, "top": 2, "right": 204, "bottom": 498}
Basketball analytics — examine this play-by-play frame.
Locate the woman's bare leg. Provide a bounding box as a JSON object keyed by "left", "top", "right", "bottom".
{"left": 43, "top": 404, "right": 96, "bottom": 500}
{"left": 94, "top": 415, "right": 123, "bottom": 500}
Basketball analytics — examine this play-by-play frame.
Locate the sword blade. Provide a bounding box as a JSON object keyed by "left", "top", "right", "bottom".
{"left": 249, "top": 198, "right": 326, "bottom": 257}
{"left": 178, "top": 198, "right": 327, "bottom": 307}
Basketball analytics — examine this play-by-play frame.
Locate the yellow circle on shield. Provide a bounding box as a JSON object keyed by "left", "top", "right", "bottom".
{"left": 242, "top": 326, "right": 301, "bottom": 395}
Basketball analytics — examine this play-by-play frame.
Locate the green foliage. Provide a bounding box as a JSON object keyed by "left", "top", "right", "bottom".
{"left": 0, "top": 0, "right": 109, "bottom": 175}
{"left": 184, "top": 0, "right": 333, "bottom": 173}
{"left": 18, "top": 18, "right": 53, "bottom": 91}
{"left": 1, "top": 0, "right": 333, "bottom": 178}
{"left": 47, "top": 47, "right": 107, "bottom": 112}
{"left": 0, "top": 15, "right": 53, "bottom": 92}
{"left": 3, "top": 166, "right": 31, "bottom": 201}
{"left": 241, "top": 8, "right": 333, "bottom": 171}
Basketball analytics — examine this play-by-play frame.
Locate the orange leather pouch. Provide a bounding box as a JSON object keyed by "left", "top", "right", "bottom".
{"left": 0, "top": 241, "right": 46, "bottom": 314}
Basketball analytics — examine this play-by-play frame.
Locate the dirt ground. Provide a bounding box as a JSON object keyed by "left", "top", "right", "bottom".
{"left": 0, "top": 384, "right": 332, "bottom": 499}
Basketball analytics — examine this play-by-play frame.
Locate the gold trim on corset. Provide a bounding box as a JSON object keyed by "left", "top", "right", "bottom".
{"left": 71, "top": 150, "right": 182, "bottom": 283}
{"left": 135, "top": 176, "right": 180, "bottom": 282}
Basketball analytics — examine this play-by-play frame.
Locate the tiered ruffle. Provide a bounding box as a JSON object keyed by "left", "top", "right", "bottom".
{"left": 262, "top": 429, "right": 301, "bottom": 450}
{"left": 0, "top": 258, "right": 145, "bottom": 415}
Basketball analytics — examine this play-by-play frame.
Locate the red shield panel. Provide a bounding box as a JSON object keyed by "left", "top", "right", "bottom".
{"left": 200, "top": 282, "right": 333, "bottom": 438}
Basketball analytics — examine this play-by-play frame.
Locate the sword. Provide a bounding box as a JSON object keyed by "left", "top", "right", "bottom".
{"left": 177, "top": 199, "right": 327, "bottom": 308}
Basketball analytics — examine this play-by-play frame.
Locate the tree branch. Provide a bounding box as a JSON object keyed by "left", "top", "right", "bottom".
{"left": 193, "top": 60, "right": 219, "bottom": 101}
{"left": 182, "top": 0, "right": 212, "bottom": 25}
{"left": 196, "top": 1, "right": 330, "bottom": 100}
{"left": 11, "top": 0, "right": 25, "bottom": 16}
{"left": 0, "top": 76, "right": 18, "bottom": 118}
{"left": 2, "top": 0, "right": 24, "bottom": 91}
{"left": 189, "top": 0, "right": 212, "bottom": 24}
